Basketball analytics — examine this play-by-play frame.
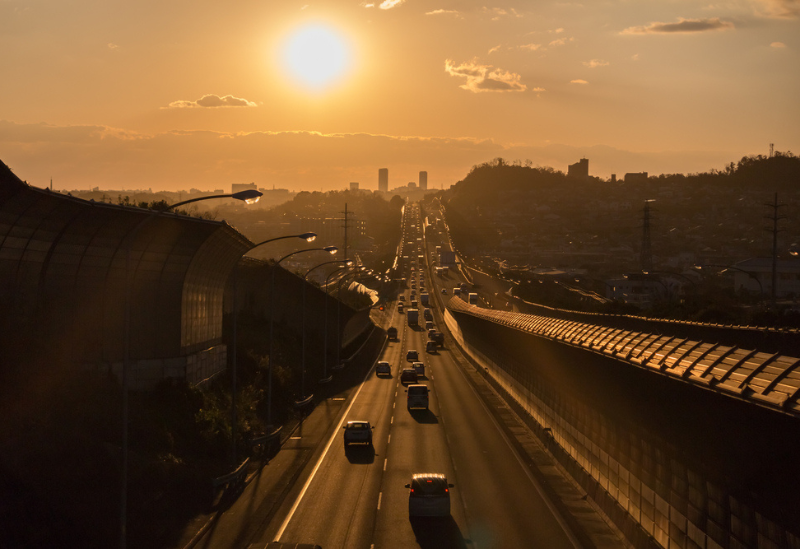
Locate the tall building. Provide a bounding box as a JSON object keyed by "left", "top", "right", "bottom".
{"left": 378, "top": 168, "right": 388, "bottom": 192}
{"left": 350, "top": 182, "right": 359, "bottom": 191}
{"left": 567, "top": 158, "right": 589, "bottom": 180}
{"left": 419, "top": 171, "right": 428, "bottom": 190}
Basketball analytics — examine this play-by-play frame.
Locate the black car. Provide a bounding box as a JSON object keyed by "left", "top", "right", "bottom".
{"left": 400, "top": 368, "right": 418, "bottom": 384}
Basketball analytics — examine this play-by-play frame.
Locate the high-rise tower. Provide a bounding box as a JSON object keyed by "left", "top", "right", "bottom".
{"left": 378, "top": 168, "right": 388, "bottom": 192}
{"left": 419, "top": 171, "right": 428, "bottom": 190}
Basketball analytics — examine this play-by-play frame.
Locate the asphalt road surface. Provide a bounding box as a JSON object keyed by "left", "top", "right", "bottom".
{"left": 259, "top": 204, "right": 580, "bottom": 549}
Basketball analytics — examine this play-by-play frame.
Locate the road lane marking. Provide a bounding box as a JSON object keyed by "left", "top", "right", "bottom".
{"left": 390, "top": 415, "right": 394, "bottom": 424}
{"left": 273, "top": 351, "right": 378, "bottom": 541}
{"left": 377, "top": 492, "right": 382, "bottom": 510}
{"left": 383, "top": 458, "right": 387, "bottom": 471}
{"left": 387, "top": 434, "right": 391, "bottom": 444}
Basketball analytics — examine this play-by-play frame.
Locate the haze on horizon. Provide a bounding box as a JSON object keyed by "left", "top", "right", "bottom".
{"left": 1, "top": 0, "right": 798, "bottom": 192}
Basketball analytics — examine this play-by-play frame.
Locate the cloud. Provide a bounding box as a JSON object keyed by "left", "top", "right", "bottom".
{"left": 488, "top": 44, "right": 502, "bottom": 54}
{"left": 445, "top": 59, "right": 527, "bottom": 93}
{"left": 426, "top": 9, "right": 460, "bottom": 16}
{"left": 548, "top": 37, "right": 574, "bottom": 47}
{"left": 482, "top": 7, "right": 522, "bottom": 20}
{"left": 631, "top": 53, "right": 640, "bottom": 61}
{"left": 583, "top": 59, "right": 609, "bottom": 68}
{"left": 771, "top": 41, "right": 787, "bottom": 47}
{"left": 0, "top": 120, "right": 746, "bottom": 190}
{"left": 519, "top": 43, "right": 542, "bottom": 51}
{"left": 164, "top": 94, "right": 257, "bottom": 109}
{"left": 621, "top": 17, "right": 734, "bottom": 34}
{"left": 753, "top": 0, "right": 800, "bottom": 18}
{"left": 378, "top": 0, "right": 405, "bottom": 9}
{"left": 551, "top": 27, "right": 564, "bottom": 33}
{"left": 108, "top": 43, "right": 119, "bottom": 50}
{"left": 570, "top": 79, "right": 588, "bottom": 84}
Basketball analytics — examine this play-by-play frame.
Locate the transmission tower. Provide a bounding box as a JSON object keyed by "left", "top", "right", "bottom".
{"left": 765, "top": 193, "right": 786, "bottom": 305}
{"left": 640, "top": 200, "right": 655, "bottom": 272}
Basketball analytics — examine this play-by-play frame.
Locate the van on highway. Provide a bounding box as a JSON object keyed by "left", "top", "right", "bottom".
{"left": 406, "top": 384, "right": 429, "bottom": 410}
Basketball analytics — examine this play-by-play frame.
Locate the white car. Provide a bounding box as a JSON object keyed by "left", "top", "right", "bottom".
{"left": 405, "top": 474, "right": 453, "bottom": 516}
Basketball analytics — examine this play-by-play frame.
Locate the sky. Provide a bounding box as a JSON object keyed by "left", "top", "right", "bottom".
{"left": 1, "top": 0, "right": 798, "bottom": 192}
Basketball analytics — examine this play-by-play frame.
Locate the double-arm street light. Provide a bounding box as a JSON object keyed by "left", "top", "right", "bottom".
{"left": 267, "top": 246, "right": 338, "bottom": 423}
{"left": 229, "top": 231, "right": 317, "bottom": 466}
{"left": 693, "top": 264, "right": 765, "bottom": 303}
{"left": 121, "top": 189, "right": 262, "bottom": 549}
{"left": 299, "top": 259, "right": 353, "bottom": 398}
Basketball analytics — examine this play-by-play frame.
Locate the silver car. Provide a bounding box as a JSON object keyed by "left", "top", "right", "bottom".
{"left": 405, "top": 474, "right": 453, "bottom": 516}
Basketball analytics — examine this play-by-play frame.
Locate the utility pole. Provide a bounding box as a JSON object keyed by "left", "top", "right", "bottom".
{"left": 640, "top": 200, "right": 655, "bottom": 272}
{"left": 340, "top": 203, "right": 352, "bottom": 264}
{"left": 765, "top": 193, "right": 785, "bottom": 307}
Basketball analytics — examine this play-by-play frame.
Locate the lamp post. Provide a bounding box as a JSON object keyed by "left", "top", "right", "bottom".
{"left": 335, "top": 268, "right": 366, "bottom": 370}
{"left": 267, "top": 246, "right": 338, "bottom": 422}
{"left": 121, "top": 189, "right": 261, "bottom": 549}
{"left": 693, "top": 264, "right": 765, "bottom": 303}
{"left": 229, "top": 231, "right": 317, "bottom": 467}
{"left": 322, "top": 265, "right": 355, "bottom": 381}
{"left": 301, "top": 260, "right": 352, "bottom": 389}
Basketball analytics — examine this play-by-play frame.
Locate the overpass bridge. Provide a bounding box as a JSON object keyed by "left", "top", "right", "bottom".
{"left": 446, "top": 296, "right": 800, "bottom": 549}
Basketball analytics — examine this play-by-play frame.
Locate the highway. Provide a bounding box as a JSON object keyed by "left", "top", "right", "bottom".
{"left": 258, "top": 203, "right": 580, "bottom": 549}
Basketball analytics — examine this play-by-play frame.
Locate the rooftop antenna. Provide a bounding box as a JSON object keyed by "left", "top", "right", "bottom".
{"left": 770, "top": 143, "right": 774, "bottom": 158}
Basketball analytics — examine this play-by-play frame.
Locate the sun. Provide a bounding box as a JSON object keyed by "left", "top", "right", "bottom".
{"left": 282, "top": 24, "right": 351, "bottom": 91}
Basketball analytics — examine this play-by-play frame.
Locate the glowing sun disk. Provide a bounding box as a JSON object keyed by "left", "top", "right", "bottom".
{"left": 282, "top": 25, "right": 350, "bottom": 90}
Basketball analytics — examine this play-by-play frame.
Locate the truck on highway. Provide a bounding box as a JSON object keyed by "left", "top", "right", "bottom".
{"left": 420, "top": 292, "right": 429, "bottom": 306}
{"left": 407, "top": 308, "right": 419, "bottom": 327}
{"left": 468, "top": 293, "right": 478, "bottom": 305}
{"left": 387, "top": 326, "right": 398, "bottom": 340}
{"left": 423, "top": 308, "right": 433, "bottom": 321}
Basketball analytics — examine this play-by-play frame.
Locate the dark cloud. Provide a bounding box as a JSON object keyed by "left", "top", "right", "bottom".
{"left": 621, "top": 17, "right": 734, "bottom": 34}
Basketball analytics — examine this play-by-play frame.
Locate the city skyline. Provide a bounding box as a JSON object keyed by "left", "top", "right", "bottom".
{"left": 1, "top": 0, "right": 798, "bottom": 191}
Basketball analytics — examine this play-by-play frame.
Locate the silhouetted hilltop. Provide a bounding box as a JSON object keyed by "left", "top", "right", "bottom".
{"left": 441, "top": 151, "right": 800, "bottom": 272}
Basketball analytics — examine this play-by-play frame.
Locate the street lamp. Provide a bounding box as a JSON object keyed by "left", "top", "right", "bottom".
{"left": 322, "top": 265, "right": 356, "bottom": 380}
{"left": 229, "top": 231, "right": 316, "bottom": 467}
{"left": 334, "top": 268, "right": 366, "bottom": 370}
{"left": 121, "top": 189, "right": 261, "bottom": 549}
{"left": 301, "top": 260, "right": 352, "bottom": 388}
{"left": 267, "top": 246, "right": 338, "bottom": 423}
{"left": 693, "top": 264, "right": 765, "bottom": 303}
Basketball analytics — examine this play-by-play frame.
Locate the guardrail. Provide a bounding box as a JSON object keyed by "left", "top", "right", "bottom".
{"left": 211, "top": 457, "right": 249, "bottom": 501}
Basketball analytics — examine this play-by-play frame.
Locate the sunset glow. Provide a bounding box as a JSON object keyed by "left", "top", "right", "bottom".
{"left": 0, "top": 1, "right": 797, "bottom": 191}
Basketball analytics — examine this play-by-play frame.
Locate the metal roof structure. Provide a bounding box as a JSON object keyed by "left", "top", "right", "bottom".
{"left": 0, "top": 161, "right": 251, "bottom": 379}
{"left": 447, "top": 297, "right": 800, "bottom": 418}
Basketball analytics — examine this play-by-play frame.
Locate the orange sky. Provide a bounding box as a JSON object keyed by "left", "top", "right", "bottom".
{"left": 1, "top": 0, "right": 798, "bottom": 191}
